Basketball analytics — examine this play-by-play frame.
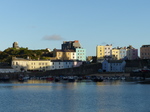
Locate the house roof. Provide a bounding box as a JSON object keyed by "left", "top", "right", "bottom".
{"left": 51, "top": 60, "right": 82, "bottom": 62}
{"left": 107, "top": 60, "right": 124, "bottom": 63}
{"left": 54, "top": 49, "right": 75, "bottom": 52}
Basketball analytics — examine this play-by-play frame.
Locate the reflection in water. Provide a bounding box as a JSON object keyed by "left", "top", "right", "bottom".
{"left": 96, "top": 80, "right": 124, "bottom": 86}
{"left": 0, "top": 80, "right": 150, "bottom": 112}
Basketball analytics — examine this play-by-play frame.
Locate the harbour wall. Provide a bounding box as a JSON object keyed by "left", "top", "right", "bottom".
{"left": 0, "top": 72, "right": 130, "bottom": 80}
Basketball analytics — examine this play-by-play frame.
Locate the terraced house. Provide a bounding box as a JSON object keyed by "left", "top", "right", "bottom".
{"left": 11, "top": 57, "right": 82, "bottom": 72}
{"left": 140, "top": 45, "right": 150, "bottom": 59}
{"left": 96, "top": 44, "right": 138, "bottom": 61}
{"left": 96, "top": 44, "right": 112, "bottom": 61}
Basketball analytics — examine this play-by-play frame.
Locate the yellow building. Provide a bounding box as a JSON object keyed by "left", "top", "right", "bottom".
{"left": 96, "top": 44, "right": 112, "bottom": 60}
{"left": 53, "top": 49, "right": 76, "bottom": 60}
{"left": 111, "top": 48, "right": 120, "bottom": 60}
{"left": 96, "top": 46, "right": 105, "bottom": 59}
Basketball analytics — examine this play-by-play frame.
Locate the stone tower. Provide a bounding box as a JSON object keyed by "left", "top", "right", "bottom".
{"left": 13, "top": 42, "right": 19, "bottom": 49}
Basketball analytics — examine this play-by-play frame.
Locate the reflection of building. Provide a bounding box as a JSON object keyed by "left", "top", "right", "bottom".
{"left": 13, "top": 42, "right": 19, "bottom": 49}
{"left": 11, "top": 57, "right": 82, "bottom": 72}
{"left": 140, "top": 45, "right": 150, "bottom": 59}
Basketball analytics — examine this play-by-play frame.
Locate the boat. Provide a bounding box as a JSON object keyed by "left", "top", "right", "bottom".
{"left": 68, "top": 76, "right": 75, "bottom": 82}
{"left": 54, "top": 77, "right": 60, "bottom": 82}
{"left": 46, "top": 77, "right": 54, "bottom": 81}
{"left": 92, "top": 76, "right": 103, "bottom": 82}
{"left": 1, "top": 75, "right": 10, "bottom": 81}
{"left": 62, "top": 76, "right": 68, "bottom": 80}
{"left": 23, "top": 75, "right": 30, "bottom": 80}
{"left": 18, "top": 75, "right": 24, "bottom": 82}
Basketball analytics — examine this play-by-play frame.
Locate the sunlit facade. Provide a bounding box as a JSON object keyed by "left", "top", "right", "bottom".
{"left": 111, "top": 48, "right": 120, "bottom": 60}
{"left": 140, "top": 45, "right": 150, "bottom": 59}
{"left": 96, "top": 44, "right": 112, "bottom": 60}
{"left": 53, "top": 49, "right": 76, "bottom": 60}
{"left": 11, "top": 57, "right": 82, "bottom": 72}
{"left": 126, "top": 45, "right": 138, "bottom": 60}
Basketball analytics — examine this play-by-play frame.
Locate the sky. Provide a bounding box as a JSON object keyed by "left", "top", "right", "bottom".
{"left": 0, "top": 0, "right": 150, "bottom": 56}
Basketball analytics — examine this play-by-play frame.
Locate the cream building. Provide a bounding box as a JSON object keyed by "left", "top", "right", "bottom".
{"left": 111, "top": 48, "right": 120, "bottom": 60}
{"left": 53, "top": 49, "right": 76, "bottom": 60}
{"left": 11, "top": 57, "right": 52, "bottom": 72}
{"left": 11, "top": 57, "right": 82, "bottom": 72}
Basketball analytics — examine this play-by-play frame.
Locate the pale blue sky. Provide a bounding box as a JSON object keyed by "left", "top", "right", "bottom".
{"left": 0, "top": 0, "right": 150, "bottom": 56}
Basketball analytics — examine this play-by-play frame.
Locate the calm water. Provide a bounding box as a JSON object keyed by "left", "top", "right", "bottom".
{"left": 0, "top": 80, "right": 150, "bottom": 112}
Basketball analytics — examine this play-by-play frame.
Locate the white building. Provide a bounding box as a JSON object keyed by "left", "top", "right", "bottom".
{"left": 0, "top": 67, "right": 15, "bottom": 73}
{"left": 11, "top": 57, "right": 82, "bottom": 72}
{"left": 102, "top": 60, "right": 126, "bottom": 72}
{"left": 45, "top": 60, "right": 82, "bottom": 70}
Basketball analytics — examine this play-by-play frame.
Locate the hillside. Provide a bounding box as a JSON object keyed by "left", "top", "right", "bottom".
{"left": 0, "top": 47, "right": 53, "bottom": 65}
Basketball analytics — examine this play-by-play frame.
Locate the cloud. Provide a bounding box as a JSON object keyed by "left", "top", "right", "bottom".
{"left": 43, "top": 35, "right": 63, "bottom": 41}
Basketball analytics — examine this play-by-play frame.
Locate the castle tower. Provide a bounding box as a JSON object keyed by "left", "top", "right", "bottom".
{"left": 13, "top": 42, "right": 19, "bottom": 49}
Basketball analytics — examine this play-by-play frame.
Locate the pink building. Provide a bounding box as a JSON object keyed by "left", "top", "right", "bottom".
{"left": 126, "top": 45, "right": 138, "bottom": 60}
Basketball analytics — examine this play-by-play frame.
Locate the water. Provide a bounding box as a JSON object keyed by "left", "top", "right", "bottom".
{"left": 0, "top": 80, "right": 150, "bottom": 112}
